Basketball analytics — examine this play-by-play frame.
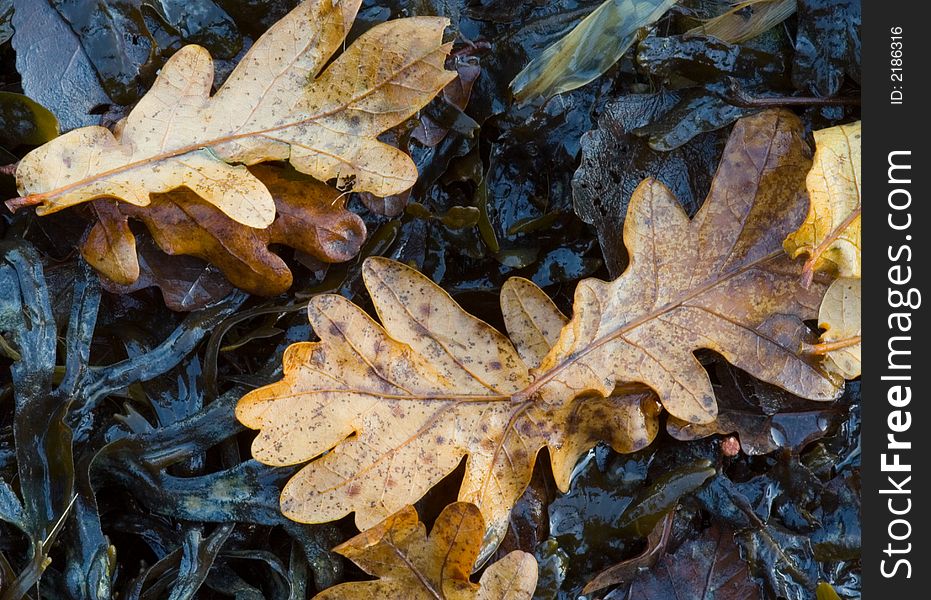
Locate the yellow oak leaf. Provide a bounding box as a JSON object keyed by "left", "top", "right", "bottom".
{"left": 7, "top": 0, "right": 455, "bottom": 228}
{"left": 312, "top": 503, "right": 537, "bottom": 600}
{"left": 784, "top": 121, "right": 861, "bottom": 285}
{"left": 237, "top": 258, "right": 660, "bottom": 562}
{"left": 809, "top": 277, "right": 861, "bottom": 380}
{"left": 236, "top": 110, "right": 840, "bottom": 560}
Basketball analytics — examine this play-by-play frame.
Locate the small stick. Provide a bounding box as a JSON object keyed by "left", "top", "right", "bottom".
{"left": 724, "top": 79, "right": 861, "bottom": 108}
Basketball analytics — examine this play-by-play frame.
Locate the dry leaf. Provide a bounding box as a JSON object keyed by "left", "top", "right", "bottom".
{"left": 810, "top": 277, "right": 861, "bottom": 379}
{"left": 81, "top": 164, "right": 366, "bottom": 296}
{"left": 9, "top": 0, "right": 455, "bottom": 228}
{"left": 237, "top": 259, "right": 659, "bottom": 560}
{"left": 236, "top": 110, "right": 839, "bottom": 559}
{"left": 784, "top": 121, "right": 861, "bottom": 285}
{"left": 533, "top": 109, "right": 841, "bottom": 423}
{"left": 313, "top": 503, "right": 537, "bottom": 600}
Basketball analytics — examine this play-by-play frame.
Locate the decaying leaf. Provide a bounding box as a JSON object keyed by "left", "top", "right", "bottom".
{"left": 510, "top": 0, "right": 677, "bottom": 102}
{"left": 686, "top": 0, "right": 797, "bottom": 44}
{"left": 625, "top": 524, "right": 763, "bottom": 599}
{"left": 809, "top": 277, "right": 860, "bottom": 380}
{"left": 81, "top": 164, "right": 366, "bottom": 296}
{"left": 667, "top": 362, "right": 845, "bottom": 454}
{"left": 97, "top": 234, "right": 235, "bottom": 312}
{"left": 582, "top": 512, "right": 672, "bottom": 594}
{"left": 237, "top": 110, "right": 840, "bottom": 560}
{"left": 784, "top": 121, "right": 861, "bottom": 285}
{"left": 8, "top": 0, "right": 456, "bottom": 228}
{"left": 312, "top": 503, "right": 537, "bottom": 600}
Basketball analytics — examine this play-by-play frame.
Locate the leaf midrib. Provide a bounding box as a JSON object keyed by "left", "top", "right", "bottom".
{"left": 516, "top": 248, "right": 787, "bottom": 400}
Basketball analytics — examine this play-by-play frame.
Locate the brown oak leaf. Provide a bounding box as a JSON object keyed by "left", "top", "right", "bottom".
{"left": 81, "top": 164, "right": 365, "bottom": 296}
{"left": 312, "top": 503, "right": 537, "bottom": 600}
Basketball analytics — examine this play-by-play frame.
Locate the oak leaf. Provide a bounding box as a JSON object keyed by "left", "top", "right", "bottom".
{"left": 532, "top": 109, "right": 841, "bottom": 423}
{"left": 236, "top": 110, "right": 839, "bottom": 559}
{"left": 809, "top": 277, "right": 860, "bottom": 379}
{"left": 312, "top": 503, "right": 537, "bottom": 600}
{"left": 783, "top": 121, "right": 861, "bottom": 285}
{"left": 625, "top": 524, "right": 763, "bottom": 599}
{"left": 8, "top": 0, "right": 456, "bottom": 228}
{"left": 81, "top": 165, "right": 366, "bottom": 296}
{"left": 237, "top": 258, "right": 660, "bottom": 561}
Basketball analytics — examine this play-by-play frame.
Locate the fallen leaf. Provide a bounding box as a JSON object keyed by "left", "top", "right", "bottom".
{"left": 808, "top": 277, "right": 860, "bottom": 380}
{"left": 510, "top": 0, "right": 677, "bottom": 102}
{"left": 667, "top": 362, "right": 845, "bottom": 455}
{"left": 686, "top": 0, "right": 797, "bottom": 44}
{"left": 97, "top": 234, "right": 234, "bottom": 312}
{"left": 11, "top": 0, "right": 112, "bottom": 130}
{"left": 312, "top": 503, "right": 537, "bottom": 600}
{"left": 81, "top": 164, "right": 366, "bottom": 296}
{"left": 792, "top": 0, "right": 861, "bottom": 96}
{"left": 236, "top": 110, "right": 839, "bottom": 559}
{"left": 583, "top": 513, "right": 672, "bottom": 594}
{"left": 48, "top": 0, "right": 158, "bottom": 105}
{"left": 571, "top": 91, "right": 723, "bottom": 276}
{"left": 784, "top": 121, "right": 861, "bottom": 285}
{"left": 622, "top": 524, "right": 763, "bottom": 599}
{"left": 534, "top": 109, "right": 840, "bottom": 423}
{"left": 0, "top": 92, "right": 60, "bottom": 148}
{"left": 237, "top": 259, "right": 659, "bottom": 560}
{"left": 816, "top": 581, "right": 843, "bottom": 600}
{"left": 9, "top": 0, "right": 456, "bottom": 228}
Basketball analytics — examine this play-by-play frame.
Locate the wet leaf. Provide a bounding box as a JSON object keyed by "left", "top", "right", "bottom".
{"left": 784, "top": 121, "right": 861, "bottom": 284}
{"left": 816, "top": 581, "right": 843, "bottom": 600}
{"left": 9, "top": 0, "right": 456, "bottom": 228}
{"left": 614, "top": 460, "right": 716, "bottom": 537}
{"left": 538, "top": 109, "right": 840, "bottom": 424}
{"left": 811, "top": 278, "right": 860, "bottom": 380}
{"left": 237, "top": 108, "right": 840, "bottom": 564}
{"left": 686, "top": 0, "right": 797, "bottom": 44}
{"left": 582, "top": 512, "right": 672, "bottom": 594}
{"left": 619, "top": 524, "right": 763, "bottom": 599}
{"left": 510, "top": 0, "right": 677, "bottom": 102}
{"left": 97, "top": 235, "right": 235, "bottom": 312}
{"left": 48, "top": 0, "right": 157, "bottom": 105}
{"left": 237, "top": 258, "right": 659, "bottom": 560}
{"left": 572, "top": 91, "right": 723, "bottom": 275}
{"left": 167, "top": 524, "right": 234, "bottom": 600}
{"left": 0, "top": 92, "right": 60, "bottom": 148}
{"left": 0, "top": 0, "right": 11, "bottom": 44}
{"left": 11, "top": 0, "right": 112, "bottom": 130}
{"left": 313, "top": 503, "right": 537, "bottom": 599}
{"left": 81, "top": 164, "right": 367, "bottom": 296}
{"left": 143, "top": 0, "right": 242, "bottom": 62}
{"left": 792, "top": 0, "right": 861, "bottom": 96}
{"left": 667, "top": 362, "right": 845, "bottom": 454}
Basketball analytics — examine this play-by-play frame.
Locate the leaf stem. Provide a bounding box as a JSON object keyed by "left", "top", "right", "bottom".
{"left": 4, "top": 196, "right": 43, "bottom": 212}
{"left": 803, "top": 335, "right": 861, "bottom": 355}
{"left": 799, "top": 204, "right": 861, "bottom": 288}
